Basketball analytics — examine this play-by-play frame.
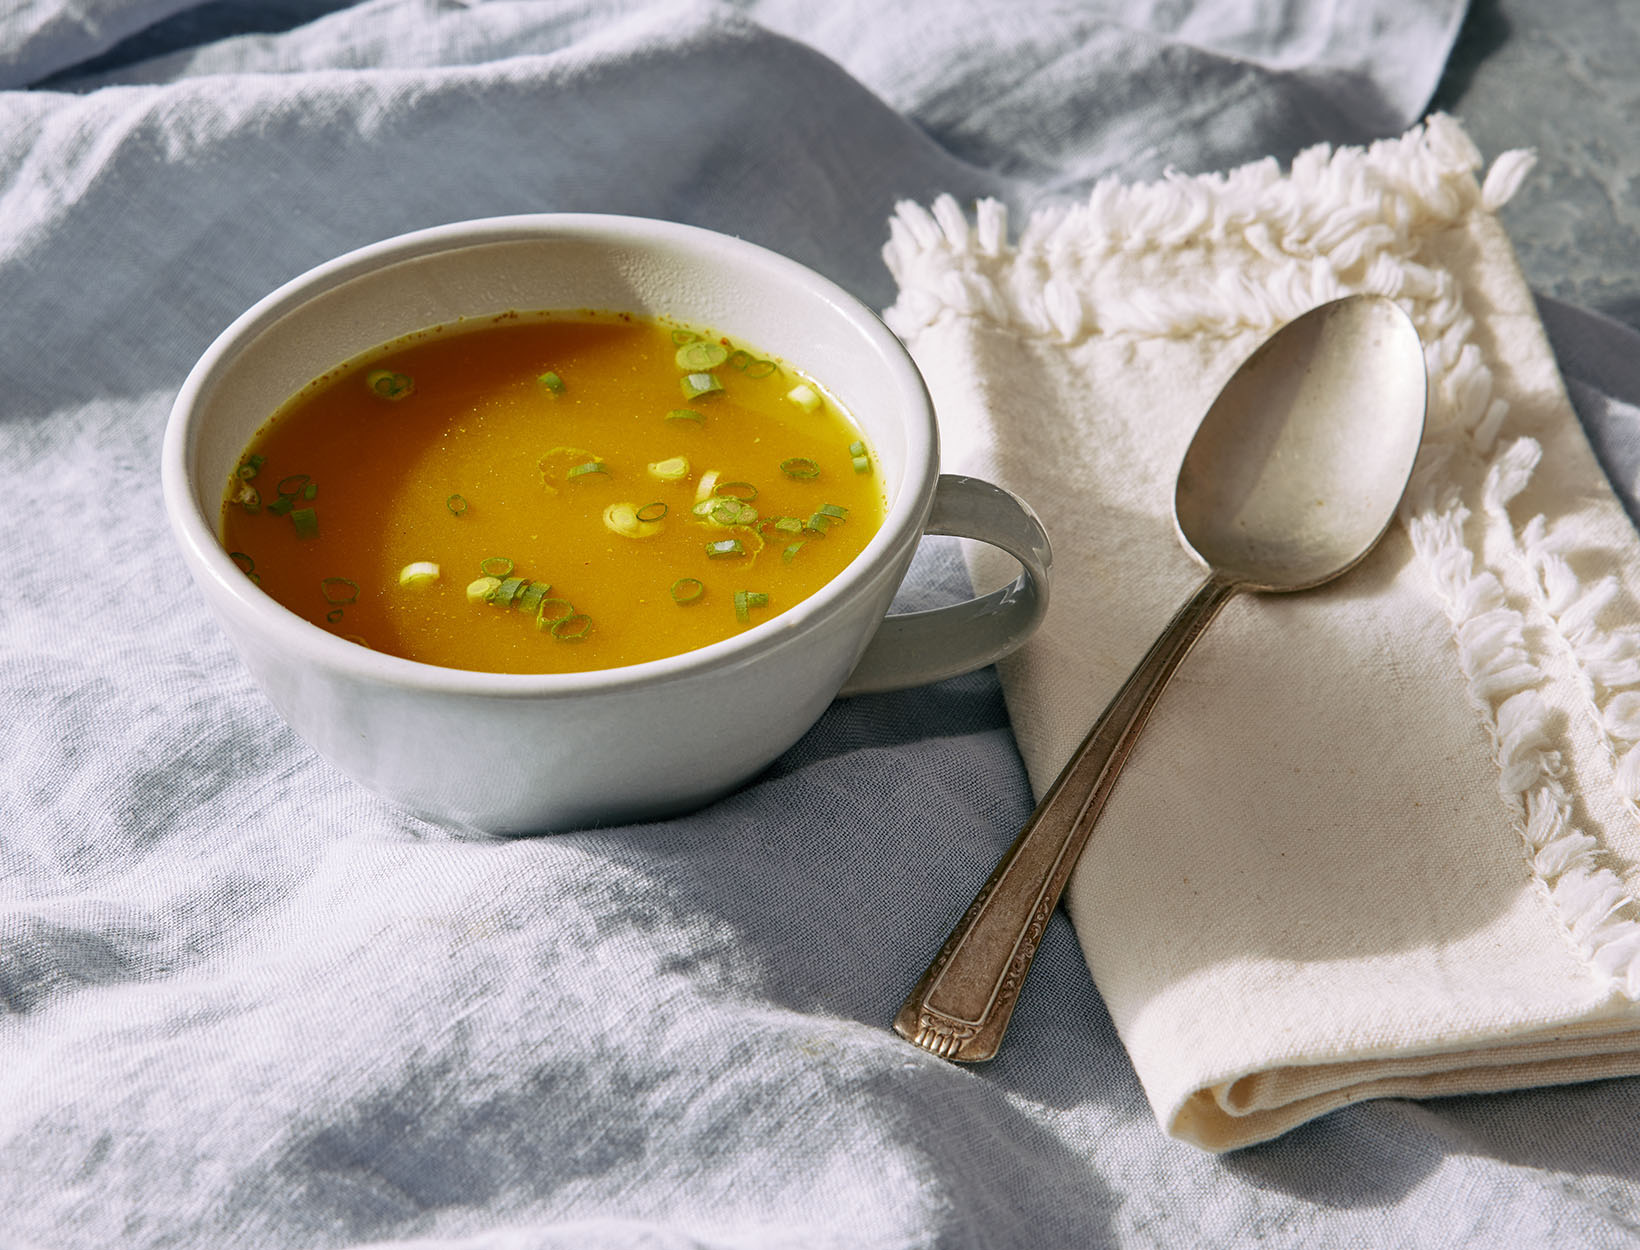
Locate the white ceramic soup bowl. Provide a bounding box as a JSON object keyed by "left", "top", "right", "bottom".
{"left": 163, "top": 214, "right": 1050, "bottom": 833}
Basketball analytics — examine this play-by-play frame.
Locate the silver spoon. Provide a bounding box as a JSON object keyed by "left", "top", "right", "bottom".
{"left": 894, "top": 293, "right": 1428, "bottom": 1062}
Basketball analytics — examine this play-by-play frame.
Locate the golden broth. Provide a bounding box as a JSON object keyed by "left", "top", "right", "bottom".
{"left": 219, "top": 311, "right": 885, "bottom": 675}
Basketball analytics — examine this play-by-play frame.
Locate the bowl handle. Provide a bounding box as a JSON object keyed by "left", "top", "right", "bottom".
{"left": 839, "top": 474, "right": 1052, "bottom": 696}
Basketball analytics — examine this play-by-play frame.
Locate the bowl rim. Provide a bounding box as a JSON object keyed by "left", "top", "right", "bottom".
{"left": 160, "top": 212, "right": 939, "bottom": 699}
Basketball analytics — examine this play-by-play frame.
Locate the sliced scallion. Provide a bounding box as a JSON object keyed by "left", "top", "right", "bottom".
{"left": 807, "top": 502, "right": 849, "bottom": 534}
{"left": 680, "top": 372, "right": 723, "bottom": 400}
{"left": 786, "top": 383, "right": 820, "bottom": 412}
{"left": 782, "top": 541, "right": 805, "bottom": 563}
{"left": 670, "top": 328, "right": 699, "bottom": 345}
{"left": 326, "top": 608, "right": 345, "bottom": 623}
{"left": 491, "top": 577, "right": 527, "bottom": 607}
{"left": 666, "top": 408, "right": 705, "bottom": 424}
{"left": 236, "top": 454, "right": 264, "bottom": 481}
{"left": 266, "top": 495, "right": 294, "bottom": 517}
{"left": 367, "top": 369, "right": 414, "bottom": 400}
{"left": 743, "top": 359, "right": 776, "bottom": 379}
{"left": 567, "top": 460, "right": 608, "bottom": 480}
{"left": 780, "top": 457, "right": 820, "bottom": 480}
{"left": 518, "top": 581, "right": 550, "bottom": 614}
{"left": 604, "top": 501, "right": 663, "bottom": 538}
{"left": 480, "top": 556, "right": 514, "bottom": 578}
{"left": 276, "top": 474, "right": 311, "bottom": 497}
{"left": 772, "top": 516, "right": 804, "bottom": 534}
{"left": 733, "top": 590, "right": 769, "bottom": 623}
{"left": 670, "top": 577, "right": 705, "bottom": 605}
{"left": 648, "top": 456, "right": 689, "bottom": 481}
{"left": 229, "top": 551, "right": 255, "bottom": 575}
{"left": 535, "top": 597, "right": 574, "bottom": 627}
{"left": 702, "top": 499, "right": 755, "bottom": 525}
{"left": 466, "top": 576, "right": 502, "bottom": 604}
{"left": 446, "top": 493, "right": 469, "bottom": 516}
{"left": 537, "top": 370, "right": 565, "bottom": 393}
{"left": 717, "top": 481, "right": 757, "bottom": 501}
{"left": 705, "top": 538, "right": 745, "bottom": 559}
{"left": 550, "top": 613, "right": 592, "bottom": 642}
{"left": 399, "top": 561, "right": 440, "bottom": 588}
{"left": 290, "top": 507, "right": 319, "bottom": 540}
{"left": 635, "top": 501, "right": 668, "bottom": 523}
{"left": 675, "top": 341, "right": 729, "bottom": 371}
{"left": 320, "top": 577, "right": 359, "bottom": 605}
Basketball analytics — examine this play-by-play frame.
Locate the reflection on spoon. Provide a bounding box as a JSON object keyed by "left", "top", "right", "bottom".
{"left": 894, "top": 294, "right": 1429, "bottom": 1062}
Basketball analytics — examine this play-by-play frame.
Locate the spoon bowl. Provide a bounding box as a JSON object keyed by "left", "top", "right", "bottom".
{"left": 894, "top": 294, "right": 1427, "bottom": 1062}
{"left": 1176, "top": 295, "right": 1428, "bottom": 591}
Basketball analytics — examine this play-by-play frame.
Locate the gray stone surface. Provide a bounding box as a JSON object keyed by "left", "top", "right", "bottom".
{"left": 1435, "top": 0, "right": 1640, "bottom": 331}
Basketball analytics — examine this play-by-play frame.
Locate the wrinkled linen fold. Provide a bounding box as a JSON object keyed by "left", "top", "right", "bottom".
{"left": 885, "top": 115, "right": 1640, "bottom": 1150}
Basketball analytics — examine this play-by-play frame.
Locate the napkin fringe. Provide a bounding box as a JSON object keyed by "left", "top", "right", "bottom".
{"left": 884, "top": 115, "right": 1640, "bottom": 999}
{"left": 1386, "top": 443, "right": 1640, "bottom": 994}
{"left": 1335, "top": 412, "right": 1640, "bottom": 997}
{"left": 883, "top": 114, "right": 1513, "bottom": 349}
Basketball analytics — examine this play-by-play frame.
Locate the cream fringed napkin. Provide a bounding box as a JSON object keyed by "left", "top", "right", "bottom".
{"left": 883, "top": 115, "right": 1640, "bottom": 1152}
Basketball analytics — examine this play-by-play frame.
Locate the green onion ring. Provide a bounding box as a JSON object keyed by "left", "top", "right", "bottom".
{"left": 535, "top": 597, "right": 574, "bottom": 626}
{"left": 670, "top": 577, "right": 705, "bottom": 605}
{"left": 320, "top": 577, "right": 359, "bottom": 605}
{"left": 635, "top": 501, "right": 668, "bottom": 523}
{"left": 446, "top": 494, "right": 469, "bottom": 516}
{"left": 229, "top": 552, "right": 255, "bottom": 575}
{"left": 480, "top": 556, "right": 514, "bottom": 578}
{"left": 367, "top": 369, "right": 414, "bottom": 400}
{"left": 675, "top": 341, "right": 729, "bottom": 371}
{"left": 550, "top": 613, "right": 592, "bottom": 641}
{"left": 780, "top": 458, "right": 820, "bottom": 480}
{"left": 326, "top": 608, "right": 345, "bottom": 624}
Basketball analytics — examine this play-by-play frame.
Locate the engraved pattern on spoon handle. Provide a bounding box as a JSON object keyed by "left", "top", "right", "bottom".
{"left": 894, "top": 575, "right": 1239, "bottom": 1062}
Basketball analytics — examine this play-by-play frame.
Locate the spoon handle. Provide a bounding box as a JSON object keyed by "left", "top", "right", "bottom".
{"left": 894, "top": 575, "right": 1238, "bottom": 1062}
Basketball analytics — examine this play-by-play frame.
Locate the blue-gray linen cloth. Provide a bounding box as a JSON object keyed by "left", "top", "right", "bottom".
{"left": 8, "top": 0, "right": 1640, "bottom": 1245}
